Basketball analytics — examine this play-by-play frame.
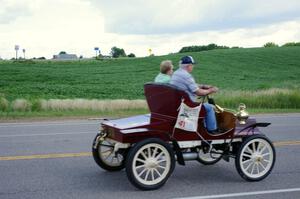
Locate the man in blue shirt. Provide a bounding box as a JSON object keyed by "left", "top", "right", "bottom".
{"left": 170, "top": 56, "right": 219, "bottom": 133}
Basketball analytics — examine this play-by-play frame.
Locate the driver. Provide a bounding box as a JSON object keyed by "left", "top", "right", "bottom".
{"left": 170, "top": 56, "right": 219, "bottom": 134}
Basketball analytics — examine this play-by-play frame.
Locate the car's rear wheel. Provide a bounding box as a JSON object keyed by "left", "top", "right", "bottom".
{"left": 92, "top": 135, "right": 125, "bottom": 171}
{"left": 235, "top": 134, "right": 275, "bottom": 181}
{"left": 126, "top": 138, "right": 175, "bottom": 190}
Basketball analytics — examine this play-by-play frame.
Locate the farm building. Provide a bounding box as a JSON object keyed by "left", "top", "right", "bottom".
{"left": 53, "top": 53, "right": 78, "bottom": 60}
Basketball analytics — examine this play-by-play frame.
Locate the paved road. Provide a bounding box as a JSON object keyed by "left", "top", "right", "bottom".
{"left": 0, "top": 114, "right": 300, "bottom": 199}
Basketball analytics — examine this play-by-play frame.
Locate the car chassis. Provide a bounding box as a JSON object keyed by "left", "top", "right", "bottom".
{"left": 92, "top": 83, "right": 276, "bottom": 190}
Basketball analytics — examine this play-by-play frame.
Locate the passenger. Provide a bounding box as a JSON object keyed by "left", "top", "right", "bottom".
{"left": 154, "top": 60, "right": 174, "bottom": 83}
{"left": 170, "top": 56, "right": 219, "bottom": 134}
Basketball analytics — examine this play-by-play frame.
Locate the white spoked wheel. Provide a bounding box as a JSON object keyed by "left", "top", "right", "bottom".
{"left": 126, "top": 138, "right": 175, "bottom": 190}
{"left": 92, "top": 136, "right": 125, "bottom": 171}
{"left": 235, "top": 135, "right": 276, "bottom": 181}
{"left": 197, "top": 148, "right": 223, "bottom": 165}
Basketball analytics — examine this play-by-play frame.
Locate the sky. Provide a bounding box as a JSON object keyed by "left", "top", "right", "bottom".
{"left": 0, "top": 0, "right": 300, "bottom": 59}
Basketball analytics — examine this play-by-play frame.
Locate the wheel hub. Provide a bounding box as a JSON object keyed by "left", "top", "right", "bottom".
{"left": 145, "top": 158, "right": 158, "bottom": 168}
{"left": 252, "top": 152, "right": 263, "bottom": 163}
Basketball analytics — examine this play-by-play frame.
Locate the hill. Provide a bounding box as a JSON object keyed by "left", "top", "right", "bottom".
{"left": 0, "top": 47, "right": 299, "bottom": 104}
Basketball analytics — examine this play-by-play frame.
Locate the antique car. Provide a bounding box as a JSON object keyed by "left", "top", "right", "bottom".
{"left": 92, "top": 83, "right": 276, "bottom": 190}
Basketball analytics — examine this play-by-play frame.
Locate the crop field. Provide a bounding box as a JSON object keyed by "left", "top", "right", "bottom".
{"left": 0, "top": 46, "right": 300, "bottom": 117}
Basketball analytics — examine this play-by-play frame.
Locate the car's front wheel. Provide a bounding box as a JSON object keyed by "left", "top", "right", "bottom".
{"left": 126, "top": 138, "right": 175, "bottom": 190}
{"left": 235, "top": 134, "right": 276, "bottom": 181}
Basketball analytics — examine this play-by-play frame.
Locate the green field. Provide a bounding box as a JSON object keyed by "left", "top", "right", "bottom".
{"left": 0, "top": 46, "right": 300, "bottom": 117}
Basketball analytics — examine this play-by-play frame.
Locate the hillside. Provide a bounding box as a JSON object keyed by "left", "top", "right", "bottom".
{"left": 0, "top": 47, "right": 300, "bottom": 101}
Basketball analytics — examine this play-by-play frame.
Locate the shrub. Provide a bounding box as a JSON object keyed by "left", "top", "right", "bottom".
{"left": 39, "top": 99, "right": 147, "bottom": 111}
{"left": 0, "top": 97, "right": 9, "bottom": 111}
{"left": 12, "top": 99, "right": 32, "bottom": 111}
{"left": 31, "top": 99, "right": 43, "bottom": 111}
{"left": 263, "top": 42, "right": 279, "bottom": 48}
{"left": 128, "top": 53, "right": 136, "bottom": 57}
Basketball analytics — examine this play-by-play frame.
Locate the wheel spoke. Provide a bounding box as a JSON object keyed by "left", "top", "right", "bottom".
{"left": 258, "top": 161, "right": 266, "bottom": 170}
{"left": 151, "top": 169, "right": 155, "bottom": 180}
{"left": 157, "top": 164, "right": 166, "bottom": 170}
{"left": 136, "top": 158, "right": 146, "bottom": 164}
{"left": 245, "top": 147, "right": 253, "bottom": 154}
{"left": 250, "top": 163, "right": 256, "bottom": 174}
{"left": 147, "top": 147, "right": 151, "bottom": 158}
{"left": 153, "top": 168, "right": 162, "bottom": 177}
{"left": 155, "top": 151, "right": 164, "bottom": 160}
{"left": 104, "top": 151, "right": 113, "bottom": 160}
{"left": 262, "top": 152, "right": 270, "bottom": 157}
{"left": 117, "top": 155, "right": 122, "bottom": 163}
{"left": 145, "top": 169, "right": 150, "bottom": 181}
{"left": 152, "top": 147, "right": 158, "bottom": 158}
{"left": 141, "top": 151, "right": 148, "bottom": 160}
{"left": 242, "top": 159, "right": 252, "bottom": 165}
{"left": 138, "top": 168, "right": 147, "bottom": 177}
{"left": 252, "top": 142, "right": 257, "bottom": 153}
{"left": 255, "top": 163, "right": 260, "bottom": 174}
{"left": 101, "top": 149, "right": 112, "bottom": 154}
{"left": 110, "top": 156, "right": 115, "bottom": 163}
{"left": 136, "top": 165, "right": 145, "bottom": 169}
{"left": 157, "top": 159, "right": 167, "bottom": 164}
{"left": 258, "top": 144, "right": 267, "bottom": 153}
{"left": 242, "top": 153, "right": 252, "bottom": 158}
{"left": 245, "top": 162, "right": 254, "bottom": 171}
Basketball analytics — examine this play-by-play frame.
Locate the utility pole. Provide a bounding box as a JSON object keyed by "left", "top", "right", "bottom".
{"left": 94, "top": 47, "right": 99, "bottom": 58}
{"left": 22, "top": 49, "right": 26, "bottom": 59}
{"left": 15, "top": 45, "right": 19, "bottom": 60}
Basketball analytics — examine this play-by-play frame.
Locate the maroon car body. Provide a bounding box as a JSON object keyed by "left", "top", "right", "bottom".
{"left": 92, "top": 83, "right": 276, "bottom": 190}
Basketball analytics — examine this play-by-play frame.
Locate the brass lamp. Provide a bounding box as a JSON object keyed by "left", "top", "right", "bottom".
{"left": 236, "top": 103, "right": 249, "bottom": 124}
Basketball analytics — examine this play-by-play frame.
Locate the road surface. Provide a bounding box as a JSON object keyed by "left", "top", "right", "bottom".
{"left": 0, "top": 114, "right": 300, "bottom": 199}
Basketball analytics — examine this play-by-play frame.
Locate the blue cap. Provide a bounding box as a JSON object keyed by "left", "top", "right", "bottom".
{"left": 180, "top": 56, "right": 196, "bottom": 64}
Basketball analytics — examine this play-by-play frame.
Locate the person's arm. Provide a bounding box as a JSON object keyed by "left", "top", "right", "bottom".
{"left": 195, "top": 87, "right": 218, "bottom": 96}
{"left": 199, "top": 84, "right": 213, "bottom": 89}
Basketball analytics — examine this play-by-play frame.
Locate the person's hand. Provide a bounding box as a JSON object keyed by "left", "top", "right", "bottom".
{"left": 209, "top": 86, "right": 218, "bottom": 93}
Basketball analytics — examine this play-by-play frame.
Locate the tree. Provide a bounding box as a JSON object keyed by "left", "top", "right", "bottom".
{"left": 128, "top": 53, "right": 136, "bottom": 58}
{"left": 263, "top": 42, "right": 278, "bottom": 48}
{"left": 282, "top": 42, "right": 300, "bottom": 47}
{"left": 178, "top": 43, "right": 229, "bottom": 53}
{"left": 110, "top": 46, "right": 126, "bottom": 58}
{"left": 59, "top": 51, "right": 66, "bottom": 55}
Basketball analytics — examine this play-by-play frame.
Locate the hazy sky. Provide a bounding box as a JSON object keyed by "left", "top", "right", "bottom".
{"left": 0, "top": 0, "right": 300, "bottom": 59}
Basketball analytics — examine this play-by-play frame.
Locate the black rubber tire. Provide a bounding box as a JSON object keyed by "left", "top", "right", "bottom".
{"left": 235, "top": 134, "right": 276, "bottom": 181}
{"left": 125, "top": 138, "right": 175, "bottom": 190}
{"left": 92, "top": 134, "right": 125, "bottom": 171}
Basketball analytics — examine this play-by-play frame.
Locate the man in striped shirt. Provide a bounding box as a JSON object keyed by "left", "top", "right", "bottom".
{"left": 170, "top": 56, "right": 219, "bottom": 133}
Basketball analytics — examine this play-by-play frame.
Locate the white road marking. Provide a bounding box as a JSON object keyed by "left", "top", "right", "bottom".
{"left": 175, "top": 188, "right": 300, "bottom": 199}
{"left": 0, "top": 121, "right": 98, "bottom": 128}
{"left": 0, "top": 131, "right": 95, "bottom": 138}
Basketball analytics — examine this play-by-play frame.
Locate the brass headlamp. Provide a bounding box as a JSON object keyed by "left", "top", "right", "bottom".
{"left": 236, "top": 103, "right": 249, "bottom": 124}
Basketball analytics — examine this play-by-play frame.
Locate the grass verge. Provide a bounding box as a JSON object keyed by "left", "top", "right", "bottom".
{"left": 0, "top": 108, "right": 299, "bottom": 122}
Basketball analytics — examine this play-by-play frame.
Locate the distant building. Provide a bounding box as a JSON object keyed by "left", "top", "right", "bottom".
{"left": 53, "top": 53, "right": 78, "bottom": 60}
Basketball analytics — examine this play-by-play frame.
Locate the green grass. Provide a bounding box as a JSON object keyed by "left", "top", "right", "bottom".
{"left": 0, "top": 47, "right": 300, "bottom": 119}
{"left": 0, "top": 108, "right": 298, "bottom": 122}
{"left": 0, "top": 109, "right": 149, "bottom": 121}
{"left": 1, "top": 47, "right": 299, "bottom": 100}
